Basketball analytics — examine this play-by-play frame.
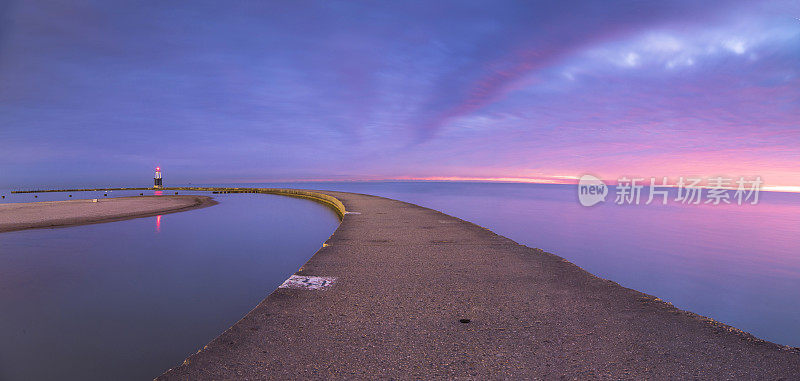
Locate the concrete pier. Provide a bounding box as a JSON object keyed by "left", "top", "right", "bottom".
{"left": 157, "top": 190, "right": 799, "bottom": 379}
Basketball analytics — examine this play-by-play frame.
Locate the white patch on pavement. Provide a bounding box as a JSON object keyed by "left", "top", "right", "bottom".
{"left": 279, "top": 275, "right": 336, "bottom": 290}
{"left": 345, "top": 211, "right": 361, "bottom": 215}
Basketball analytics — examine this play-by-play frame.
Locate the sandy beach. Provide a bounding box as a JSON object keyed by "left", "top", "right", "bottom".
{"left": 0, "top": 195, "right": 216, "bottom": 233}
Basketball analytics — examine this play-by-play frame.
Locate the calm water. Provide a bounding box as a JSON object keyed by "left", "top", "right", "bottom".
{"left": 0, "top": 182, "right": 799, "bottom": 379}
{"left": 0, "top": 190, "right": 340, "bottom": 380}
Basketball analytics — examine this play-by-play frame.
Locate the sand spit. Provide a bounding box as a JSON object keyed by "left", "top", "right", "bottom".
{"left": 0, "top": 195, "right": 216, "bottom": 233}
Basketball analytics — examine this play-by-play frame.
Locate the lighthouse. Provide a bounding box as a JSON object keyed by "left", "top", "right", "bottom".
{"left": 154, "top": 167, "right": 163, "bottom": 188}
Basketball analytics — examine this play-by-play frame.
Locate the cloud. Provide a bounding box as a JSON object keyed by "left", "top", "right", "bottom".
{"left": 0, "top": 0, "right": 798, "bottom": 187}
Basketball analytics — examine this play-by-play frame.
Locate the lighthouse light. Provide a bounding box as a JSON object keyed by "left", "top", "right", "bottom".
{"left": 154, "top": 166, "right": 163, "bottom": 188}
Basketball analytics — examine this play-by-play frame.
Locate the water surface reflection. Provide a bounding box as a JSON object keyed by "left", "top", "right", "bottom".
{"left": 0, "top": 192, "right": 339, "bottom": 380}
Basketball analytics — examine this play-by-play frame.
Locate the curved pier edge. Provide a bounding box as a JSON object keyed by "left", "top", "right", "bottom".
{"left": 203, "top": 188, "right": 346, "bottom": 219}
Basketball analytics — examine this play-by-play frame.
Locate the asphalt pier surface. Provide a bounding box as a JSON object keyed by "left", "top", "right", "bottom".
{"left": 160, "top": 191, "right": 799, "bottom": 379}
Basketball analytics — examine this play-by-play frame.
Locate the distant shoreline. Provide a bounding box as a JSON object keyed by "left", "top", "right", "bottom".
{"left": 0, "top": 195, "right": 217, "bottom": 233}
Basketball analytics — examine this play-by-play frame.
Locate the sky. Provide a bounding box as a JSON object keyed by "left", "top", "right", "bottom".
{"left": 0, "top": 0, "right": 798, "bottom": 189}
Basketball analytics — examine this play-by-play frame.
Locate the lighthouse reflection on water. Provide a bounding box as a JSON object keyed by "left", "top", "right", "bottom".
{"left": 154, "top": 166, "right": 163, "bottom": 232}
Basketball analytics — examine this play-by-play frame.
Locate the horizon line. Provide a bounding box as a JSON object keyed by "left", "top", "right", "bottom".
{"left": 224, "top": 176, "right": 800, "bottom": 194}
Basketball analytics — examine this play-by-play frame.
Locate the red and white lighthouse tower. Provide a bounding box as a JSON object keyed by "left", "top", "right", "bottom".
{"left": 154, "top": 166, "right": 163, "bottom": 188}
